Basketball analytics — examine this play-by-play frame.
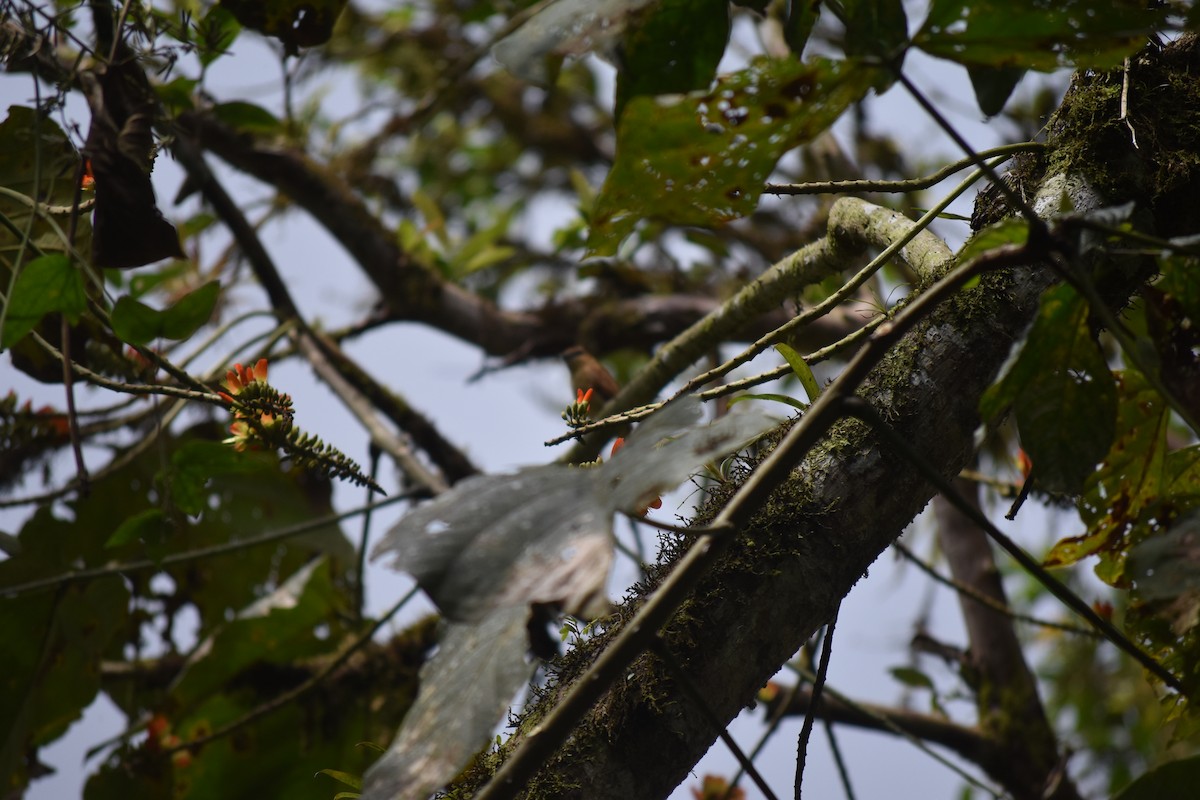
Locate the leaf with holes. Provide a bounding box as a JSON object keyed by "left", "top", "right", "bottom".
{"left": 588, "top": 56, "right": 878, "bottom": 254}
{"left": 1049, "top": 371, "right": 1168, "bottom": 579}
{"left": 914, "top": 0, "right": 1165, "bottom": 71}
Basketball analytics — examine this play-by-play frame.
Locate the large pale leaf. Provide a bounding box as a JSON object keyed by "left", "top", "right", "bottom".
{"left": 589, "top": 57, "right": 877, "bottom": 253}
{"left": 373, "top": 465, "right": 612, "bottom": 622}
{"left": 360, "top": 608, "right": 534, "bottom": 800}
{"left": 492, "top": 0, "right": 660, "bottom": 84}
{"left": 372, "top": 395, "right": 777, "bottom": 623}
{"left": 365, "top": 396, "right": 777, "bottom": 800}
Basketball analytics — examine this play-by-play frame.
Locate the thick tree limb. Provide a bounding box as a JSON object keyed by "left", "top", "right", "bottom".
{"left": 468, "top": 40, "right": 1200, "bottom": 797}
{"left": 934, "top": 480, "right": 1079, "bottom": 799}
{"left": 769, "top": 684, "right": 993, "bottom": 768}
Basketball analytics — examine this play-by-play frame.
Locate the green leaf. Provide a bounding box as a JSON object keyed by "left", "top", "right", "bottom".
{"left": 411, "top": 189, "right": 448, "bottom": 247}
{"left": 0, "top": 107, "right": 87, "bottom": 263}
{"left": 589, "top": 56, "right": 878, "bottom": 254}
{"left": 727, "top": 392, "right": 807, "bottom": 411}
{"left": 783, "top": 0, "right": 820, "bottom": 54}
{"left": 984, "top": 283, "right": 1117, "bottom": 494}
{"left": 841, "top": 0, "right": 908, "bottom": 90}
{"left": 914, "top": 0, "right": 1166, "bottom": 71}
{"left": 212, "top": 101, "right": 282, "bottom": 136}
{"left": 956, "top": 218, "right": 1030, "bottom": 288}
{"left": 197, "top": 5, "right": 241, "bottom": 67}
{"left": 1050, "top": 371, "right": 1165, "bottom": 574}
{"left": 1, "top": 254, "right": 85, "bottom": 349}
{"left": 889, "top": 666, "right": 934, "bottom": 689}
{"left": 170, "top": 559, "right": 339, "bottom": 709}
{"left": 155, "top": 76, "right": 198, "bottom": 114}
{"left": 166, "top": 439, "right": 269, "bottom": 516}
{"left": 1127, "top": 511, "right": 1200, "bottom": 605}
{"left": 1158, "top": 254, "right": 1200, "bottom": 325}
{"left": 104, "top": 508, "right": 171, "bottom": 549}
{"left": 219, "top": 0, "right": 346, "bottom": 53}
{"left": 967, "top": 65, "right": 1027, "bottom": 117}
{"left": 614, "top": 0, "right": 730, "bottom": 118}
{"left": 775, "top": 342, "right": 821, "bottom": 401}
{"left": 1114, "top": 755, "right": 1200, "bottom": 800}
{"left": 0, "top": 577, "right": 128, "bottom": 788}
{"left": 110, "top": 281, "right": 220, "bottom": 345}
{"left": 316, "top": 768, "right": 363, "bottom": 790}
{"left": 460, "top": 244, "right": 516, "bottom": 274}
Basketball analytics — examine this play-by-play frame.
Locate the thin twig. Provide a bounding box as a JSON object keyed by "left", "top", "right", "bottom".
{"left": 28, "top": 330, "right": 225, "bottom": 403}
{"left": 795, "top": 611, "right": 837, "bottom": 800}
{"left": 898, "top": 73, "right": 1043, "bottom": 228}
{"left": 765, "top": 142, "right": 1043, "bottom": 196}
{"left": 675, "top": 166, "right": 988, "bottom": 398}
{"left": 845, "top": 398, "right": 1186, "bottom": 695}
{"left": 356, "top": 445, "right": 382, "bottom": 624}
{"left": 891, "top": 540, "right": 1100, "bottom": 638}
{"left": 162, "top": 584, "right": 424, "bottom": 756}
{"left": 781, "top": 663, "right": 1003, "bottom": 798}
{"left": 0, "top": 492, "right": 418, "bottom": 597}
{"left": 650, "top": 637, "right": 780, "bottom": 800}
{"left": 1120, "top": 56, "right": 1138, "bottom": 149}
{"left": 822, "top": 719, "right": 856, "bottom": 800}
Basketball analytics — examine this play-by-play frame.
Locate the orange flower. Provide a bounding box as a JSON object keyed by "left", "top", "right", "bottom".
{"left": 218, "top": 358, "right": 269, "bottom": 404}
{"left": 224, "top": 419, "right": 252, "bottom": 451}
{"left": 80, "top": 158, "right": 95, "bottom": 191}
{"left": 692, "top": 775, "right": 745, "bottom": 800}
{"left": 1016, "top": 447, "right": 1033, "bottom": 478}
{"left": 576, "top": 387, "right": 594, "bottom": 406}
{"left": 37, "top": 406, "right": 70, "bottom": 438}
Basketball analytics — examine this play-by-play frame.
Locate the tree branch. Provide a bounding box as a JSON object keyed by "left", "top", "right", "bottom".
{"left": 469, "top": 61, "right": 1181, "bottom": 789}
{"left": 178, "top": 110, "right": 546, "bottom": 355}
{"left": 934, "top": 479, "right": 1080, "bottom": 799}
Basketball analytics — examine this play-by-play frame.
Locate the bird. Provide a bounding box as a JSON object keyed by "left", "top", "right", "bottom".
{"left": 562, "top": 346, "right": 620, "bottom": 409}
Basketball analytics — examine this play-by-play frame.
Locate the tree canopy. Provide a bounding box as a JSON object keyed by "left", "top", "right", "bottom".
{"left": 2, "top": 1, "right": 1200, "bottom": 799}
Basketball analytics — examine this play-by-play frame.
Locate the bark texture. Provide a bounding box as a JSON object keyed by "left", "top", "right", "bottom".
{"left": 477, "top": 35, "right": 1200, "bottom": 800}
